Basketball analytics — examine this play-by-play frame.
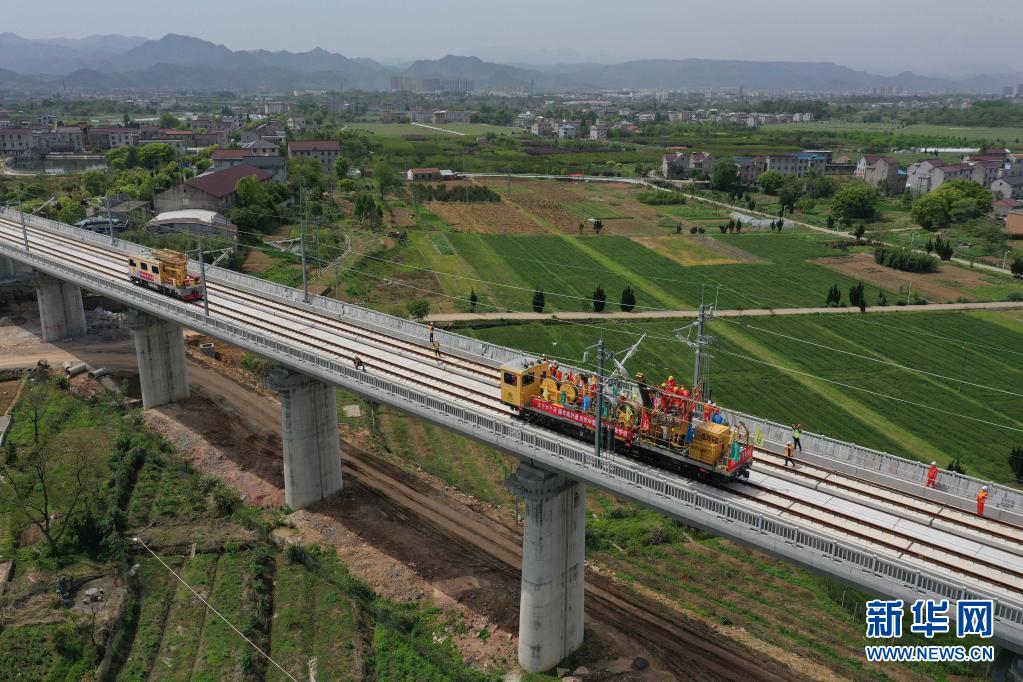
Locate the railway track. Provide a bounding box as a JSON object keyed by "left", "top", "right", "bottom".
{"left": 5, "top": 216, "right": 1021, "bottom": 602}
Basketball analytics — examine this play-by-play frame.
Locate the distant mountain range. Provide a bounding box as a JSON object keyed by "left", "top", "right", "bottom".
{"left": 0, "top": 33, "right": 1020, "bottom": 94}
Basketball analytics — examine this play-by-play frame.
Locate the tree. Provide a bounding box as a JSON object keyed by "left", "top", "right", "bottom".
{"left": 229, "top": 175, "right": 273, "bottom": 232}
{"left": 1011, "top": 257, "right": 1023, "bottom": 278}
{"left": 81, "top": 170, "right": 106, "bottom": 197}
{"left": 854, "top": 224, "right": 866, "bottom": 241}
{"left": 592, "top": 285, "right": 606, "bottom": 313}
{"left": 353, "top": 193, "right": 382, "bottom": 226}
{"left": 0, "top": 430, "right": 103, "bottom": 558}
{"left": 825, "top": 283, "right": 842, "bottom": 307}
{"left": 831, "top": 181, "right": 878, "bottom": 224}
{"left": 374, "top": 161, "right": 395, "bottom": 199}
{"left": 406, "top": 299, "right": 430, "bottom": 320}
{"left": 592, "top": 219, "right": 604, "bottom": 233}
{"left": 1010, "top": 445, "right": 1023, "bottom": 483}
{"left": 710, "top": 159, "right": 740, "bottom": 193}
{"left": 333, "top": 156, "right": 350, "bottom": 180}
{"left": 105, "top": 146, "right": 136, "bottom": 170}
{"left": 912, "top": 179, "right": 990, "bottom": 229}
{"left": 757, "top": 170, "right": 784, "bottom": 194}
{"left": 136, "top": 143, "right": 176, "bottom": 171}
{"left": 620, "top": 286, "right": 636, "bottom": 312}
{"left": 849, "top": 281, "right": 866, "bottom": 312}
{"left": 826, "top": 214, "right": 835, "bottom": 229}
{"left": 777, "top": 174, "right": 803, "bottom": 212}
{"left": 532, "top": 289, "right": 545, "bottom": 313}
{"left": 468, "top": 289, "right": 478, "bottom": 313}
{"left": 158, "top": 113, "right": 182, "bottom": 129}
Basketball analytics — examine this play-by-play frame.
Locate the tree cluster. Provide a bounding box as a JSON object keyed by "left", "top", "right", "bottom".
{"left": 718, "top": 219, "right": 743, "bottom": 234}
{"left": 354, "top": 193, "right": 383, "bottom": 226}
{"left": 911, "top": 180, "right": 992, "bottom": 230}
{"left": 873, "top": 245, "right": 938, "bottom": 273}
{"left": 411, "top": 183, "right": 501, "bottom": 203}
{"left": 592, "top": 285, "right": 606, "bottom": 312}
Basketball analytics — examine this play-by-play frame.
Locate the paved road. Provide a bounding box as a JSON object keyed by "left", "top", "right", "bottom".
{"left": 428, "top": 299, "right": 1023, "bottom": 323}
{"left": 466, "top": 172, "right": 1017, "bottom": 277}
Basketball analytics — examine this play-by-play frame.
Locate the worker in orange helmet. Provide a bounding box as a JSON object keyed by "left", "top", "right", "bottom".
{"left": 926, "top": 462, "right": 939, "bottom": 489}
{"left": 703, "top": 401, "right": 712, "bottom": 421}
{"left": 665, "top": 375, "right": 676, "bottom": 392}
{"left": 976, "top": 486, "right": 989, "bottom": 516}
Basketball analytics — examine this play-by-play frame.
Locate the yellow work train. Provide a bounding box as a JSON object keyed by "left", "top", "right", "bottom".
{"left": 500, "top": 360, "right": 753, "bottom": 480}
{"left": 127, "top": 249, "right": 203, "bottom": 301}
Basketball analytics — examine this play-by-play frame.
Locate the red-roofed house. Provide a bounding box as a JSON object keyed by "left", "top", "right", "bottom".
{"left": 993, "top": 198, "right": 1023, "bottom": 218}
{"left": 406, "top": 167, "right": 442, "bottom": 181}
{"left": 153, "top": 165, "right": 272, "bottom": 213}
{"left": 287, "top": 139, "right": 340, "bottom": 173}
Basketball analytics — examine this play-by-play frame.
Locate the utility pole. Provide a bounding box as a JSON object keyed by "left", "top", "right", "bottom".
{"left": 958, "top": 346, "right": 967, "bottom": 393}
{"left": 594, "top": 328, "right": 606, "bottom": 460}
{"left": 300, "top": 187, "right": 309, "bottom": 303}
{"left": 105, "top": 191, "right": 114, "bottom": 245}
{"left": 674, "top": 285, "right": 716, "bottom": 395}
{"left": 198, "top": 238, "right": 210, "bottom": 318}
{"left": 906, "top": 284, "right": 912, "bottom": 305}
{"left": 1002, "top": 250, "right": 1011, "bottom": 271}
{"left": 18, "top": 187, "right": 29, "bottom": 251}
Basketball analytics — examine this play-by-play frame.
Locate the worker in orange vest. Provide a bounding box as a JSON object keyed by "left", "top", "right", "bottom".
{"left": 926, "top": 462, "right": 939, "bottom": 489}
{"left": 976, "top": 486, "right": 988, "bottom": 516}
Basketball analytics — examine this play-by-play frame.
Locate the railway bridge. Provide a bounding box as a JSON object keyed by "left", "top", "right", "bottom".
{"left": 2, "top": 207, "right": 1023, "bottom": 675}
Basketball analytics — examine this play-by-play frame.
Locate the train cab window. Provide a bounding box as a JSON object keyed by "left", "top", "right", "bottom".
{"left": 140, "top": 263, "right": 148, "bottom": 271}
{"left": 151, "top": 266, "right": 159, "bottom": 275}
{"left": 129, "top": 259, "right": 136, "bottom": 267}
{"left": 522, "top": 373, "right": 535, "bottom": 387}
{"left": 503, "top": 372, "right": 518, "bottom": 386}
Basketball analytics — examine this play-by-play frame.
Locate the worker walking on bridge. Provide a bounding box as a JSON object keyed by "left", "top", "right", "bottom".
{"left": 976, "top": 486, "right": 988, "bottom": 516}
{"left": 792, "top": 423, "right": 802, "bottom": 452}
{"left": 926, "top": 462, "right": 939, "bottom": 489}
{"left": 784, "top": 441, "right": 796, "bottom": 468}
{"left": 428, "top": 322, "right": 435, "bottom": 344}
{"left": 433, "top": 338, "right": 442, "bottom": 361}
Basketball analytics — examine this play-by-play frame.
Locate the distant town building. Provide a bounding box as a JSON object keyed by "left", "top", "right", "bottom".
{"left": 530, "top": 117, "right": 556, "bottom": 137}
{"left": 590, "top": 121, "right": 609, "bottom": 140}
{"left": 0, "top": 127, "right": 36, "bottom": 159}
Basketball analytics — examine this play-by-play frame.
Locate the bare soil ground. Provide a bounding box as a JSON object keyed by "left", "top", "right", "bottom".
{"left": 240, "top": 249, "right": 273, "bottom": 274}
{"left": 815, "top": 252, "right": 991, "bottom": 303}
{"left": 0, "top": 379, "right": 20, "bottom": 414}
{"left": 426, "top": 201, "right": 546, "bottom": 234}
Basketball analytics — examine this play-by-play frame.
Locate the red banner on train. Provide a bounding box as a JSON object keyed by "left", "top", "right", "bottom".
{"left": 529, "top": 398, "right": 635, "bottom": 441}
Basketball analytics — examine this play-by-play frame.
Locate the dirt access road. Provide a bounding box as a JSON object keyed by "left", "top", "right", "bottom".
{"left": 0, "top": 325, "right": 823, "bottom": 680}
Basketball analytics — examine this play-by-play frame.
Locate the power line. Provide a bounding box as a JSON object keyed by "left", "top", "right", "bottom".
{"left": 131, "top": 536, "right": 301, "bottom": 682}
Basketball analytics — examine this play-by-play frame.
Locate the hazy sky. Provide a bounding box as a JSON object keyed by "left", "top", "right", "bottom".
{"left": 7, "top": 0, "right": 1023, "bottom": 76}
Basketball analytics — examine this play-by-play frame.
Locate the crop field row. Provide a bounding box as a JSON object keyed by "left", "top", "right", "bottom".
{"left": 464, "top": 309, "right": 1023, "bottom": 483}
{"left": 432, "top": 232, "right": 891, "bottom": 313}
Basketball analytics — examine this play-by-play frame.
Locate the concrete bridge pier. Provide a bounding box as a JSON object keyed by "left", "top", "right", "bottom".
{"left": 126, "top": 310, "right": 189, "bottom": 408}
{"left": 988, "top": 648, "right": 1022, "bottom": 681}
{"left": 507, "top": 462, "right": 586, "bottom": 673}
{"left": 0, "top": 254, "right": 18, "bottom": 278}
{"left": 36, "top": 271, "right": 87, "bottom": 341}
{"left": 266, "top": 367, "right": 343, "bottom": 510}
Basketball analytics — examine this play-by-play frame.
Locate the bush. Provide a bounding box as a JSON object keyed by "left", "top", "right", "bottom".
{"left": 636, "top": 191, "right": 686, "bottom": 205}
{"left": 873, "top": 246, "right": 938, "bottom": 273}
{"left": 405, "top": 299, "right": 430, "bottom": 320}
{"left": 531, "top": 289, "right": 545, "bottom": 313}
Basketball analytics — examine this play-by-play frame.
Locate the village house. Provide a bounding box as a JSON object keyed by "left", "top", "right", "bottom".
{"left": 287, "top": 139, "right": 341, "bottom": 173}
{"left": 211, "top": 148, "right": 287, "bottom": 183}
{"left": 589, "top": 121, "right": 609, "bottom": 140}
{"left": 147, "top": 209, "right": 239, "bottom": 240}
{"left": 0, "top": 127, "right": 37, "bottom": 159}
{"left": 859, "top": 156, "right": 906, "bottom": 194}
{"left": 661, "top": 151, "right": 715, "bottom": 179}
{"left": 992, "top": 176, "right": 1023, "bottom": 201}
{"left": 406, "top": 167, "right": 442, "bottom": 181}
{"left": 153, "top": 165, "right": 272, "bottom": 213}
{"left": 993, "top": 198, "right": 1023, "bottom": 218}
{"left": 906, "top": 159, "right": 973, "bottom": 195}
